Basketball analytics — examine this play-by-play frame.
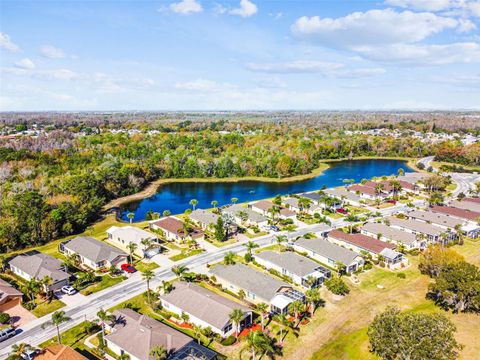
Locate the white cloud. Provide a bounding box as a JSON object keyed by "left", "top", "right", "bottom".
{"left": 245, "top": 60, "right": 386, "bottom": 78}
{"left": 0, "top": 33, "right": 20, "bottom": 52}
{"left": 385, "top": 0, "right": 454, "bottom": 12}
{"left": 174, "top": 78, "right": 235, "bottom": 92}
{"left": 14, "top": 58, "right": 36, "bottom": 70}
{"left": 292, "top": 9, "right": 461, "bottom": 49}
{"left": 230, "top": 0, "right": 258, "bottom": 17}
{"left": 468, "top": 1, "right": 480, "bottom": 16}
{"left": 357, "top": 42, "right": 480, "bottom": 64}
{"left": 169, "top": 0, "right": 203, "bottom": 14}
{"left": 40, "top": 45, "right": 66, "bottom": 59}
{"left": 254, "top": 76, "right": 287, "bottom": 89}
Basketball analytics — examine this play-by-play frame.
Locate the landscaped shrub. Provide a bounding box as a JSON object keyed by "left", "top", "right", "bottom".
{"left": 396, "top": 273, "right": 406, "bottom": 279}
{"left": 0, "top": 312, "right": 10, "bottom": 324}
{"left": 23, "top": 302, "right": 36, "bottom": 311}
{"left": 244, "top": 253, "right": 253, "bottom": 263}
{"left": 220, "top": 335, "right": 236, "bottom": 346}
{"left": 325, "top": 277, "right": 350, "bottom": 295}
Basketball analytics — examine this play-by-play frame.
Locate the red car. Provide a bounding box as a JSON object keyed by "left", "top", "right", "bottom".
{"left": 121, "top": 264, "right": 136, "bottom": 273}
{"left": 387, "top": 200, "right": 397, "bottom": 204}
{"left": 336, "top": 208, "right": 348, "bottom": 214}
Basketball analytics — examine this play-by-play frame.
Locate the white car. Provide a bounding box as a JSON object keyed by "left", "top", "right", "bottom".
{"left": 61, "top": 285, "right": 77, "bottom": 295}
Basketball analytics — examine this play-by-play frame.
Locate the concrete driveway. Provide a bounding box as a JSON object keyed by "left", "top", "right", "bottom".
{"left": 151, "top": 254, "right": 174, "bottom": 268}
{"left": 54, "top": 291, "right": 88, "bottom": 307}
{"left": 2, "top": 303, "right": 37, "bottom": 327}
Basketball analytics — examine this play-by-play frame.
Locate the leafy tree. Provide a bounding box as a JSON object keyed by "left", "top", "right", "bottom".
{"left": 42, "top": 310, "right": 71, "bottom": 344}
{"left": 419, "top": 245, "right": 464, "bottom": 278}
{"left": 214, "top": 216, "right": 226, "bottom": 242}
{"left": 325, "top": 276, "right": 350, "bottom": 295}
{"left": 162, "top": 210, "right": 171, "bottom": 217}
{"left": 368, "top": 307, "right": 462, "bottom": 360}
{"left": 427, "top": 261, "right": 480, "bottom": 313}
{"left": 223, "top": 251, "right": 236, "bottom": 265}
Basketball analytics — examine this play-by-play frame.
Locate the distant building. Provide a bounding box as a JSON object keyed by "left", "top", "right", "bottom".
{"left": 360, "top": 222, "right": 426, "bottom": 250}
{"left": 107, "top": 226, "right": 162, "bottom": 258}
{"left": 189, "top": 209, "right": 219, "bottom": 231}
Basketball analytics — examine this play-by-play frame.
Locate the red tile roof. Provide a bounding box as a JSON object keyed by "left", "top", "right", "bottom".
{"left": 152, "top": 217, "right": 184, "bottom": 236}
{"left": 329, "top": 229, "right": 396, "bottom": 254}
{"left": 349, "top": 184, "right": 382, "bottom": 197}
{"left": 430, "top": 205, "right": 480, "bottom": 222}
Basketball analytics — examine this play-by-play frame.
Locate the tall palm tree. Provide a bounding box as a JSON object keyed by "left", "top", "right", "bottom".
{"left": 21, "top": 278, "right": 41, "bottom": 303}
{"left": 254, "top": 303, "right": 269, "bottom": 331}
{"left": 268, "top": 206, "right": 281, "bottom": 223}
{"left": 150, "top": 345, "right": 168, "bottom": 360}
{"left": 192, "top": 324, "right": 202, "bottom": 344}
{"left": 231, "top": 197, "right": 238, "bottom": 204}
{"left": 126, "top": 242, "right": 138, "bottom": 264}
{"left": 42, "top": 310, "right": 71, "bottom": 344}
{"left": 10, "top": 343, "right": 34, "bottom": 358}
{"left": 171, "top": 265, "right": 188, "bottom": 280}
{"left": 274, "top": 313, "right": 290, "bottom": 344}
{"left": 398, "top": 168, "right": 405, "bottom": 176}
{"left": 389, "top": 180, "right": 402, "bottom": 199}
{"left": 244, "top": 241, "right": 259, "bottom": 255}
{"left": 305, "top": 288, "right": 322, "bottom": 317}
{"left": 42, "top": 275, "right": 53, "bottom": 298}
{"left": 158, "top": 280, "right": 173, "bottom": 295}
{"left": 97, "top": 308, "right": 115, "bottom": 346}
{"left": 140, "top": 238, "right": 152, "bottom": 258}
{"left": 241, "top": 330, "right": 276, "bottom": 360}
{"left": 289, "top": 300, "right": 303, "bottom": 326}
{"left": 375, "top": 183, "right": 385, "bottom": 196}
{"left": 229, "top": 308, "right": 244, "bottom": 339}
{"left": 345, "top": 214, "right": 358, "bottom": 233}
{"left": 211, "top": 200, "right": 218, "bottom": 209}
{"left": 189, "top": 199, "right": 198, "bottom": 210}
{"left": 142, "top": 270, "right": 155, "bottom": 305}
{"left": 127, "top": 212, "right": 135, "bottom": 224}
{"left": 275, "top": 235, "right": 287, "bottom": 249}
{"left": 223, "top": 251, "right": 236, "bottom": 265}
{"left": 298, "top": 197, "right": 311, "bottom": 213}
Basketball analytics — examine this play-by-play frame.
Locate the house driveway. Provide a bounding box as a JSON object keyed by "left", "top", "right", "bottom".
{"left": 196, "top": 239, "right": 218, "bottom": 252}
{"left": 54, "top": 291, "right": 88, "bottom": 307}
{"left": 150, "top": 254, "right": 174, "bottom": 268}
{"left": 2, "top": 303, "right": 37, "bottom": 327}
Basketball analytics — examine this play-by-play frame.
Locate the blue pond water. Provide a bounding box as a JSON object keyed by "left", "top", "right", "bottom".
{"left": 120, "top": 159, "right": 413, "bottom": 222}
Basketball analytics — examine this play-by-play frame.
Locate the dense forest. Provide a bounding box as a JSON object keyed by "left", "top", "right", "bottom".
{"left": 0, "top": 122, "right": 478, "bottom": 253}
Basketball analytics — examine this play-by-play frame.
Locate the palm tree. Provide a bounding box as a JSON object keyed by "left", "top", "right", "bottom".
{"left": 21, "top": 278, "right": 41, "bottom": 303}
{"left": 223, "top": 251, "right": 236, "bottom": 265}
{"left": 345, "top": 214, "right": 358, "bottom": 233}
{"left": 74, "top": 271, "right": 96, "bottom": 288}
{"left": 42, "top": 310, "right": 71, "bottom": 344}
{"left": 231, "top": 197, "right": 238, "bottom": 204}
{"left": 289, "top": 300, "right": 303, "bottom": 326}
{"left": 127, "top": 212, "right": 135, "bottom": 224}
{"left": 10, "top": 343, "right": 34, "bottom": 358}
{"left": 229, "top": 308, "right": 244, "bottom": 339}
{"left": 244, "top": 241, "right": 259, "bottom": 255}
{"left": 275, "top": 235, "right": 287, "bottom": 249}
{"left": 140, "top": 238, "right": 152, "bottom": 258}
{"left": 158, "top": 280, "right": 173, "bottom": 295}
{"left": 172, "top": 265, "right": 188, "bottom": 280}
{"left": 241, "top": 330, "right": 276, "bottom": 360}
{"left": 305, "top": 288, "right": 322, "bottom": 317}
{"left": 126, "top": 242, "right": 137, "bottom": 264}
{"left": 97, "top": 308, "right": 115, "bottom": 346}
{"left": 268, "top": 205, "right": 281, "bottom": 223}
{"left": 192, "top": 324, "right": 203, "bottom": 344}
{"left": 150, "top": 345, "right": 168, "bottom": 360}
{"left": 254, "top": 303, "right": 269, "bottom": 331}
{"left": 389, "top": 179, "right": 402, "bottom": 199}
{"left": 298, "top": 197, "right": 311, "bottom": 213}
{"left": 398, "top": 168, "right": 405, "bottom": 176}
{"left": 162, "top": 210, "right": 171, "bottom": 217}
{"left": 375, "top": 183, "right": 385, "bottom": 196}
{"left": 41, "top": 275, "right": 53, "bottom": 298}
{"left": 118, "top": 353, "right": 130, "bottom": 360}
{"left": 274, "top": 313, "right": 290, "bottom": 344}
{"left": 142, "top": 270, "right": 155, "bottom": 305}
{"left": 189, "top": 199, "right": 198, "bottom": 210}
{"left": 211, "top": 200, "right": 218, "bottom": 209}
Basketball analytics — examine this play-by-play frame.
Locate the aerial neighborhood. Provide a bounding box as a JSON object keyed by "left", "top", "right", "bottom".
{"left": 1, "top": 150, "right": 479, "bottom": 359}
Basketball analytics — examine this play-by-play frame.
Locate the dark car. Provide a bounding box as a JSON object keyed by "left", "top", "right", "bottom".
{"left": 121, "top": 263, "right": 136, "bottom": 273}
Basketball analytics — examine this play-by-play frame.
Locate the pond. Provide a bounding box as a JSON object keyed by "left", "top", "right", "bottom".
{"left": 120, "top": 159, "right": 413, "bottom": 222}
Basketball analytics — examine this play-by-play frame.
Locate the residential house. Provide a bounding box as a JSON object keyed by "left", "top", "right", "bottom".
{"left": 254, "top": 250, "right": 331, "bottom": 288}
{"left": 323, "top": 188, "right": 363, "bottom": 207}
{"left": 35, "top": 345, "right": 87, "bottom": 360}
{"left": 107, "top": 226, "right": 162, "bottom": 258}
{"left": 105, "top": 308, "right": 216, "bottom": 360}
{"left": 387, "top": 216, "right": 455, "bottom": 244}
{"left": 210, "top": 263, "right": 304, "bottom": 314}
{"left": 360, "top": 222, "right": 426, "bottom": 250}
{"left": 449, "top": 200, "right": 480, "bottom": 213}
{"left": 8, "top": 251, "right": 70, "bottom": 291}
{"left": 159, "top": 282, "right": 252, "bottom": 337}
{"left": 189, "top": 209, "right": 219, "bottom": 231}
{"left": 327, "top": 230, "right": 407, "bottom": 269}
{"left": 348, "top": 184, "right": 387, "bottom": 201}
{"left": 292, "top": 237, "right": 364, "bottom": 273}
{"left": 0, "top": 278, "right": 23, "bottom": 311}
{"left": 298, "top": 192, "right": 322, "bottom": 206}
{"left": 222, "top": 204, "right": 268, "bottom": 229}
{"left": 430, "top": 205, "right": 480, "bottom": 223}
{"left": 61, "top": 236, "right": 128, "bottom": 271}
{"left": 150, "top": 217, "right": 204, "bottom": 244}
{"left": 249, "top": 200, "right": 295, "bottom": 220}
{"left": 282, "top": 197, "right": 302, "bottom": 213}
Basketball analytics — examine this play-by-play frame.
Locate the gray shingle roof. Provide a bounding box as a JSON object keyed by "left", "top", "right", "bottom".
{"left": 64, "top": 236, "right": 127, "bottom": 263}
{"left": 361, "top": 222, "right": 417, "bottom": 246}
{"left": 189, "top": 209, "right": 219, "bottom": 226}
{"left": 9, "top": 251, "right": 70, "bottom": 283}
{"left": 294, "top": 237, "right": 361, "bottom": 265}
{"left": 160, "top": 282, "right": 250, "bottom": 330}
{"left": 408, "top": 210, "right": 463, "bottom": 229}
{"left": 255, "top": 251, "right": 325, "bottom": 278}
{"left": 107, "top": 308, "right": 216, "bottom": 360}
{"left": 223, "top": 204, "right": 268, "bottom": 224}
{"left": 210, "top": 263, "right": 291, "bottom": 302}
{"left": 387, "top": 217, "right": 443, "bottom": 236}
{"left": 323, "top": 188, "right": 362, "bottom": 203}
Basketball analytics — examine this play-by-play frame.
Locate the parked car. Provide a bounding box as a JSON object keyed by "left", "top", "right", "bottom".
{"left": 270, "top": 225, "right": 280, "bottom": 232}
{"left": 387, "top": 200, "right": 397, "bottom": 204}
{"left": 0, "top": 327, "right": 15, "bottom": 342}
{"left": 21, "top": 349, "right": 39, "bottom": 360}
{"left": 336, "top": 208, "right": 348, "bottom": 214}
{"left": 121, "top": 263, "right": 136, "bottom": 273}
{"left": 61, "top": 285, "right": 77, "bottom": 295}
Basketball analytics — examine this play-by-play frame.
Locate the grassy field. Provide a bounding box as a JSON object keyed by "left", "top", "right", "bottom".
{"left": 277, "top": 239, "right": 480, "bottom": 360}
{"left": 169, "top": 248, "right": 204, "bottom": 261}
{"left": 134, "top": 260, "right": 160, "bottom": 272}
{"left": 80, "top": 275, "right": 127, "bottom": 296}
{"left": 31, "top": 298, "right": 66, "bottom": 318}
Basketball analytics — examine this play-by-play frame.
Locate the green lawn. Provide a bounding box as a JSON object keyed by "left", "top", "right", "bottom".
{"left": 31, "top": 298, "right": 66, "bottom": 318}
{"left": 169, "top": 248, "right": 204, "bottom": 261}
{"left": 312, "top": 327, "right": 376, "bottom": 360}
{"left": 40, "top": 321, "right": 101, "bottom": 360}
{"left": 205, "top": 237, "right": 238, "bottom": 247}
{"left": 134, "top": 260, "right": 160, "bottom": 273}
{"left": 244, "top": 231, "right": 268, "bottom": 238}
{"left": 80, "top": 275, "right": 126, "bottom": 296}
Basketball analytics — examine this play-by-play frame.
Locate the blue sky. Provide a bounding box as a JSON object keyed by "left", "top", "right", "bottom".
{"left": 1, "top": 0, "right": 479, "bottom": 111}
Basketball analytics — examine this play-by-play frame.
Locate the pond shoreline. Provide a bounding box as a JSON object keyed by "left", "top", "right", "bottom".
{"left": 103, "top": 156, "right": 418, "bottom": 212}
